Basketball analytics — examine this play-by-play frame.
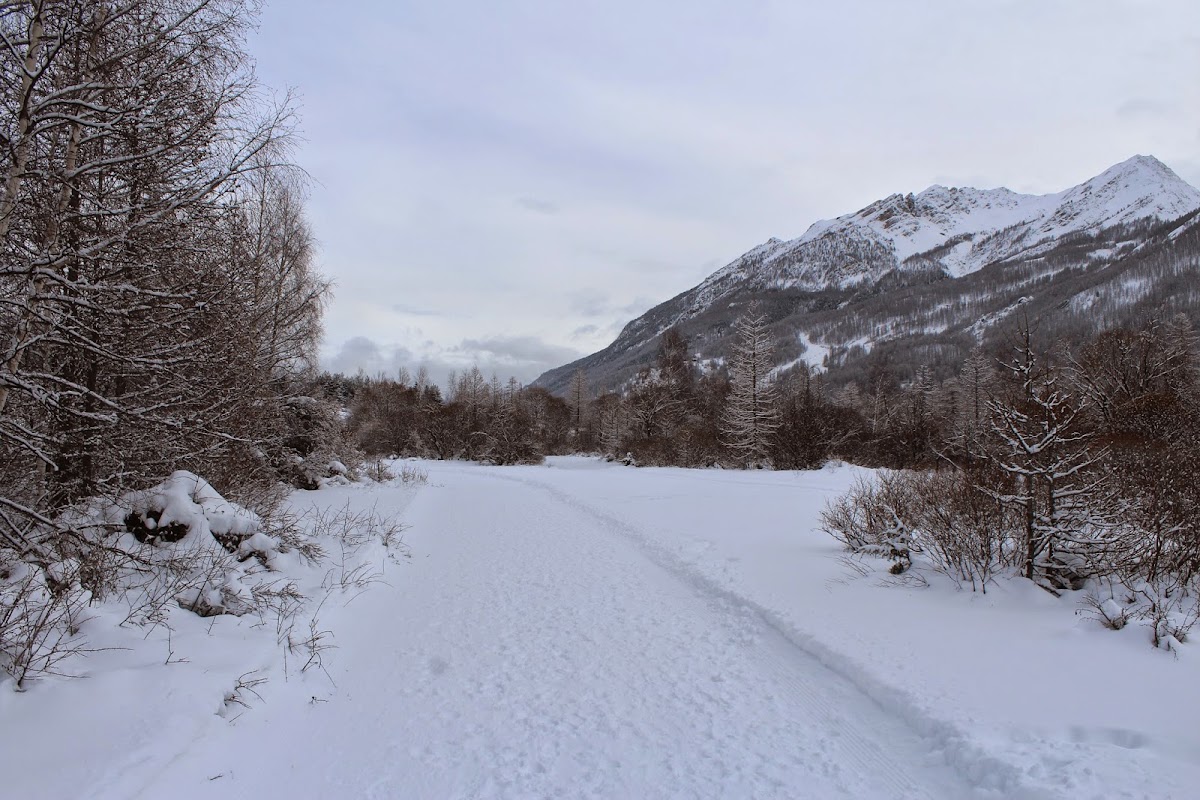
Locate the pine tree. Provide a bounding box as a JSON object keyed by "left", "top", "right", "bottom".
{"left": 721, "top": 303, "right": 780, "bottom": 466}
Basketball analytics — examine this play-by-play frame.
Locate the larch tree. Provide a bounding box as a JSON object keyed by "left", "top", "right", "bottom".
{"left": 950, "top": 346, "right": 993, "bottom": 460}
{"left": 592, "top": 391, "right": 624, "bottom": 456}
{"left": 721, "top": 303, "right": 780, "bottom": 466}
{"left": 983, "top": 323, "right": 1109, "bottom": 591}
{"left": 568, "top": 367, "right": 588, "bottom": 430}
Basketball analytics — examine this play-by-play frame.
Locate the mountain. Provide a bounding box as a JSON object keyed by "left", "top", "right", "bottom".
{"left": 535, "top": 155, "right": 1200, "bottom": 395}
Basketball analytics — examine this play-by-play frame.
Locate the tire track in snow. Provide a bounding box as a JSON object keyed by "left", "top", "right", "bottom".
{"left": 487, "top": 468, "right": 1054, "bottom": 799}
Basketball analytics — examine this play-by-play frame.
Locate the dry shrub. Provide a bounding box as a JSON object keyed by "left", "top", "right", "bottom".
{"left": 397, "top": 464, "right": 428, "bottom": 485}
{"left": 821, "top": 468, "right": 1020, "bottom": 591}
{"left": 0, "top": 556, "right": 94, "bottom": 689}
{"left": 363, "top": 459, "right": 395, "bottom": 483}
{"left": 902, "top": 469, "right": 1018, "bottom": 592}
{"left": 820, "top": 472, "right": 915, "bottom": 573}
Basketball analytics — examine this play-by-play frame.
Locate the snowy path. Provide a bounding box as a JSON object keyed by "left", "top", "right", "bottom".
{"left": 91, "top": 461, "right": 982, "bottom": 800}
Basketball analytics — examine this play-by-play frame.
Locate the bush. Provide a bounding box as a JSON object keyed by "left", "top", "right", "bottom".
{"left": 0, "top": 554, "right": 92, "bottom": 690}
{"left": 901, "top": 469, "right": 1017, "bottom": 592}
{"left": 822, "top": 468, "right": 1019, "bottom": 591}
{"left": 820, "top": 472, "right": 915, "bottom": 573}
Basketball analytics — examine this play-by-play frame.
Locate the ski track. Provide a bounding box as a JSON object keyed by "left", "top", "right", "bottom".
{"left": 99, "top": 462, "right": 1039, "bottom": 799}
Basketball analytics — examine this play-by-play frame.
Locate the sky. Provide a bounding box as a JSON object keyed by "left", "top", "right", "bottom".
{"left": 246, "top": 0, "right": 1200, "bottom": 385}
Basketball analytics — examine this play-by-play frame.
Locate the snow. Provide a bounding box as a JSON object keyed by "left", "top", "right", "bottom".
{"left": 677, "top": 155, "right": 1200, "bottom": 321}
{"left": 1068, "top": 274, "right": 1155, "bottom": 314}
{"left": 771, "top": 331, "right": 831, "bottom": 377}
{"left": 121, "top": 470, "right": 263, "bottom": 541}
{"left": 3, "top": 459, "right": 1198, "bottom": 798}
{"left": 795, "top": 155, "right": 1200, "bottom": 280}
{"left": 967, "top": 296, "right": 1031, "bottom": 340}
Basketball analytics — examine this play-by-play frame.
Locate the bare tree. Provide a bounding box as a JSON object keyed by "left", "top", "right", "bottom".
{"left": 568, "top": 367, "right": 588, "bottom": 430}
{"left": 949, "top": 346, "right": 993, "bottom": 460}
{"left": 0, "top": 0, "right": 324, "bottom": 551}
{"left": 721, "top": 303, "right": 780, "bottom": 466}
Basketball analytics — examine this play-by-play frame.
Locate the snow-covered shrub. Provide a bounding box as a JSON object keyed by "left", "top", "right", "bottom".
{"left": 0, "top": 463, "right": 419, "bottom": 688}
{"left": 0, "top": 552, "right": 92, "bottom": 689}
{"left": 820, "top": 472, "right": 914, "bottom": 573}
{"left": 1083, "top": 593, "right": 1130, "bottom": 631}
{"left": 1103, "top": 577, "right": 1199, "bottom": 650}
{"left": 49, "top": 472, "right": 283, "bottom": 623}
{"left": 362, "top": 458, "right": 395, "bottom": 483}
{"left": 823, "top": 469, "right": 1022, "bottom": 590}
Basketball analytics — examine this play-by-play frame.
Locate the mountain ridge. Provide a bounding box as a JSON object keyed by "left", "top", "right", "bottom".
{"left": 535, "top": 155, "right": 1200, "bottom": 395}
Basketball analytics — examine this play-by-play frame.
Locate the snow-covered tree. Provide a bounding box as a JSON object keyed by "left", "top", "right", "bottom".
{"left": 0, "top": 0, "right": 325, "bottom": 550}
{"left": 984, "top": 325, "right": 1109, "bottom": 591}
{"left": 721, "top": 304, "right": 780, "bottom": 466}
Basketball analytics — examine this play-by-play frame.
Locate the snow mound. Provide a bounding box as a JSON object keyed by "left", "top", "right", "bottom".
{"left": 54, "top": 472, "right": 283, "bottom": 619}
{"left": 121, "top": 471, "right": 263, "bottom": 548}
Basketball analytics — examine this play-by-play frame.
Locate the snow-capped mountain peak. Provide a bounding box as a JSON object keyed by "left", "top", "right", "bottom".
{"left": 699, "top": 155, "right": 1200, "bottom": 298}
{"left": 1036, "top": 154, "right": 1200, "bottom": 239}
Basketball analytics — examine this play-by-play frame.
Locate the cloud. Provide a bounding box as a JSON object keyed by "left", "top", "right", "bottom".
{"left": 1115, "top": 98, "right": 1179, "bottom": 121}
{"left": 253, "top": 0, "right": 1200, "bottom": 378}
{"left": 324, "top": 336, "right": 415, "bottom": 379}
{"left": 515, "top": 196, "right": 560, "bottom": 214}
{"left": 322, "top": 333, "right": 585, "bottom": 387}
{"left": 568, "top": 289, "right": 657, "bottom": 319}
{"left": 390, "top": 303, "right": 443, "bottom": 317}
{"left": 568, "top": 289, "right": 611, "bottom": 317}
{"left": 454, "top": 335, "right": 582, "bottom": 370}
{"left": 620, "top": 297, "right": 656, "bottom": 316}
{"left": 571, "top": 324, "right": 599, "bottom": 339}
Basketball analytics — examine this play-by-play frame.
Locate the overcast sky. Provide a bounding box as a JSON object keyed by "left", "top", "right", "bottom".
{"left": 246, "top": 0, "right": 1200, "bottom": 384}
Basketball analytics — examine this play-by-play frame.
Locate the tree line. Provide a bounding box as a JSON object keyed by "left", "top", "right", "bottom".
{"left": 337, "top": 300, "right": 967, "bottom": 472}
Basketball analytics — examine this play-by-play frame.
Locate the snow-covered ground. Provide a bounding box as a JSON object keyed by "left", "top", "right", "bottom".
{"left": 3, "top": 458, "right": 1198, "bottom": 799}
{"left": 771, "top": 332, "right": 831, "bottom": 378}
